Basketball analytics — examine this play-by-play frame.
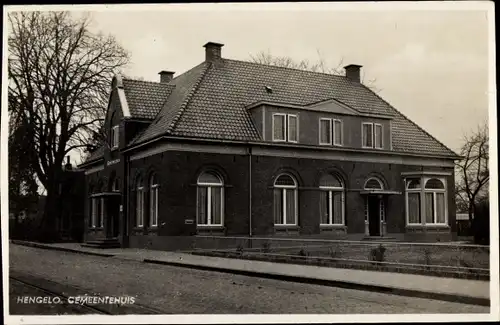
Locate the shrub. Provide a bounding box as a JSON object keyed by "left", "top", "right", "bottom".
{"left": 369, "top": 244, "right": 386, "bottom": 264}
{"left": 473, "top": 199, "right": 490, "bottom": 245}
{"left": 261, "top": 241, "right": 271, "bottom": 253}
{"left": 328, "top": 246, "right": 341, "bottom": 259}
{"left": 423, "top": 248, "right": 432, "bottom": 269}
{"left": 298, "top": 248, "right": 308, "bottom": 257}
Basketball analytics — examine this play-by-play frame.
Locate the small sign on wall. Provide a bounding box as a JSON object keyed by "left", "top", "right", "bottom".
{"left": 119, "top": 205, "right": 123, "bottom": 212}
{"left": 185, "top": 219, "right": 194, "bottom": 225}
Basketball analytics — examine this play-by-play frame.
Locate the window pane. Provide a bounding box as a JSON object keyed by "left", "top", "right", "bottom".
{"left": 320, "top": 191, "right": 329, "bottom": 224}
{"left": 365, "top": 178, "right": 382, "bottom": 190}
{"left": 274, "top": 189, "right": 283, "bottom": 224}
{"left": 275, "top": 174, "right": 296, "bottom": 187}
{"left": 363, "top": 124, "right": 373, "bottom": 147}
{"left": 198, "top": 172, "right": 222, "bottom": 185}
{"left": 320, "top": 119, "right": 331, "bottom": 144}
{"left": 273, "top": 115, "right": 285, "bottom": 141}
{"left": 211, "top": 187, "right": 222, "bottom": 225}
{"left": 285, "top": 189, "right": 296, "bottom": 225}
{"left": 334, "top": 120, "right": 342, "bottom": 145}
{"left": 151, "top": 189, "right": 158, "bottom": 226}
{"left": 436, "top": 193, "right": 446, "bottom": 223}
{"left": 333, "top": 192, "right": 343, "bottom": 224}
{"left": 425, "top": 193, "right": 434, "bottom": 223}
{"left": 197, "top": 187, "right": 208, "bottom": 225}
{"left": 407, "top": 178, "right": 421, "bottom": 189}
{"left": 408, "top": 193, "right": 421, "bottom": 223}
{"left": 425, "top": 178, "right": 445, "bottom": 189}
{"left": 320, "top": 174, "right": 342, "bottom": 188}
{"left": 375, "top": 124, "right": 383, "bottom": 148}
{"left": 288, "top": 115, "right": 297, "bottom": 142}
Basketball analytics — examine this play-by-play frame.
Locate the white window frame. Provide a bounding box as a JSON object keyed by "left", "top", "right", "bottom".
{"left": 91, "top": 198, "right": 97, "bottom": 228}
{"left": 272, "top": 113, "right": 287, "bottom": 142}
{"left": 362, "top": 122, "right": 374, "bottom": 148}
{"left": 149, "top": 176, "right": 159, "bottom": 227}
{"left": 364, "top": 177, "right": 384, "bottom": 190}
{"left": 136, "top": 180, "right": 144, "bottom": 228}
{"left": 333, "top": 119, "right": 343, "bottom": 146}
{"left": 405, "top": 178, "right": 422, "bottom": 226}
{"left": 319, "top": 178, "right": 344, "bottom": 226}
{"left": 404, "top": 176, "right": 448, "bottom": 226}
{"left": 274, "top": 174, "right": 298, "bottom": 226}
{"left": 374, "top": 123, "right": 383, "bottom": 149}
{"left": 110, "top": 125, "right": 119, "bottom": 149}
{"left": 287, "top": 114, "right": 299, "bottom": 143}
{"left": 197, "top": 173, "right": 224, "bottom": 227}
{"left": 319, "top": 118, "right": 333, "bottom": 145}
{"left": 99, "top": 197, "right": 104, "bottom": 228}
{"left": 424, "top": 177, "right": 448, "bottom": 225}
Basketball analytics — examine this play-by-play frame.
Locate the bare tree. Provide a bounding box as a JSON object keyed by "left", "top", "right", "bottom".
{"left": 455, "top": 123, "right": 489, "bottom": 223}
{"left": 249, "top": 50, "right": 380, "bottom": 92}
{"left": 8, "top": 11, "right": 130, "bottom": 240}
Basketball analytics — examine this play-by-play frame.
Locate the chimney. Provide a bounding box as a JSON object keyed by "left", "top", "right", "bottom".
{"left": 203, "top": 41, "right": 224, "bottom": 62}
{"left": 344, "top": 64, "right": 363, "bottom": 83}
{"left": 158, "top": 70, "right": 175, "bottom": 83}
{"left": 65, "top": 156, "right": 72, "bottom": 171}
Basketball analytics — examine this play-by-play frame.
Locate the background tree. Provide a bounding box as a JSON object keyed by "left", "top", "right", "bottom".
{"left": 454, "top": 123, "right": 489, "bottom": 224}
{"left": 249, "top": 50, "right": 380, "bottom": 92}
{"left": 8, "top": 11, "right": 129, "bottom": 241}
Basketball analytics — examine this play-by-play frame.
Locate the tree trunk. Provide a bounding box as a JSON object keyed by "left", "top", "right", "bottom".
{"left": 38, "top": 184, "right": 62, "bottom": 243}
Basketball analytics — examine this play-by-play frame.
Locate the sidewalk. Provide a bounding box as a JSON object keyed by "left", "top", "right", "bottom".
{"left": 10, "top": 240, "right": 490, "bottom": 306}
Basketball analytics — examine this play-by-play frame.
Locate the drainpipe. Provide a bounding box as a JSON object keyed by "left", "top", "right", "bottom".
{"left": 248, "top": 146, "right": 253, "bottom": 245}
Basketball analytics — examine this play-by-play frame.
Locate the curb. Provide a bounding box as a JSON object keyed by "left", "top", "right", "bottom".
{"left": 143, "top": 258, "right": 490, "bottom": 307}
{"left": 10, "top": 240, "right": 115, "bottom": 258}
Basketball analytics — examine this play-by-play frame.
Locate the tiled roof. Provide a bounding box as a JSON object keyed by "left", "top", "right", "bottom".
{"left": 83, "top": 145, "right": 105, "bottom": 164}
{"left": 122, "top": 79, "right": 175, "bottom": 119}
{"left": 131, "top": 62, "right": 209, "bottom": 144}
{"left": 107, "top": 57, "right": 458, "bottom": 158}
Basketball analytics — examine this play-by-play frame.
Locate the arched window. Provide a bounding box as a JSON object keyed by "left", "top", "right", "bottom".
{"left": 424, "top": 178, "right": 446, "bottom": 224}
{"left": 406, "top": 178, "right": 421, "bottom": 224}
{"left": 149, "top": 174, "right": 159, "bottom": 227}
{"left": 405, "top": 177, "right": 447, "bottom": 226}
{"left": 136, "top": 175, "right": 144, "bottom": 227}
{"left": 197, "top": 171, "right": 224, "bottom": 226}
{"left": 319, "top": 174, "right": 344, "bottom": 225}
{"left": 364, "top": 177, "right": 384, "bottom": 190}
{"left": 274, "top": 173, "right": 298, "bottom": 226}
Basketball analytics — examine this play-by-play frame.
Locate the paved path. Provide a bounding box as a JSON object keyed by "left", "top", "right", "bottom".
{"left": 13, "top": 241, "right": 489, "bottom": 305}
{"left": 9, "top": 244, "right": 489, "bottom": 314}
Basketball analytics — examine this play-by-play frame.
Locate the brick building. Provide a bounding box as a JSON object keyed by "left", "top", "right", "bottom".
{"left": 78, "top": 41, "right": 460, "bottom": 249}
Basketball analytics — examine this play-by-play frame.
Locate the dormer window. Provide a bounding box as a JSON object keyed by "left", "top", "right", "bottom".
{"left": 273, "top": 113, "right": 298, "bottom": 143}
{"left": 110, "top": 125, "right": 119, "bottom": 149}
{"left": 319, "top": 118, "right": 343, "bottom": 146}
{"left": 362, "top": 122, "right": 383, "bottom": 149}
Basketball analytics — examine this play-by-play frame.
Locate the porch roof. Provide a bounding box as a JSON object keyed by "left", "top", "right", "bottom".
{"left": 90, "top": 192, "right": 121, "bottom": 198}
{"left": 359, "top": 190, "right": 402, "bottom": 195}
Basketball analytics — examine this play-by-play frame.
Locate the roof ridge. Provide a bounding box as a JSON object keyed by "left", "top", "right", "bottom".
{"left": 223, "top": 58, "right": 348, "bottom": 80}
{"left": 122, "top": 77, "right": 167, "bottom": 86}
{"left": 167, "top": 62, "right": 211, "bottom": 134}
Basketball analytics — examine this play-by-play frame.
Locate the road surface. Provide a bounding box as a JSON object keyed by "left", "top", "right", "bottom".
{"left": 9, "top": 244, "right": 488, "bottom": 314}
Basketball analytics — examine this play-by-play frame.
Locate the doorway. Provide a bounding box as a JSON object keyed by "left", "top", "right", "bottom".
{"left": 367, "top": 195, "right": 380, "bottom": 236}
{"left": 106, "top": 196, "right": 120, "bottom": 238}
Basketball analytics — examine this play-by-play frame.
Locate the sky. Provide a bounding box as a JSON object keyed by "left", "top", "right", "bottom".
{"left": 4, "top": 2, "right": 494, "bottom": 167}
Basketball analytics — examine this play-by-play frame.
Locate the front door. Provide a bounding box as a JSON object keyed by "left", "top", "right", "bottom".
{"left": 368, "top": 195, "right": 380, "bottom": 236}
{"left": 106, "top": 196, "right": 120, "bottom": 238}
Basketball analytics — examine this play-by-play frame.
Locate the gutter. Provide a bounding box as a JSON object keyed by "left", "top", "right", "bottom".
{"left": 248, "top": 146, "right": 252, "bottom": 238}
{"left": 122, "top": 135, "right": 461, "bottom": 161}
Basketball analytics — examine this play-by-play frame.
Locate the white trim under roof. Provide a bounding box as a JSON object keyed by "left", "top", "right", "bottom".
{"left": 84, "top": 164, "right": 105, "bottom": 175}
{"left": 401, "top": 171, "right": 453, "bottom": 176}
